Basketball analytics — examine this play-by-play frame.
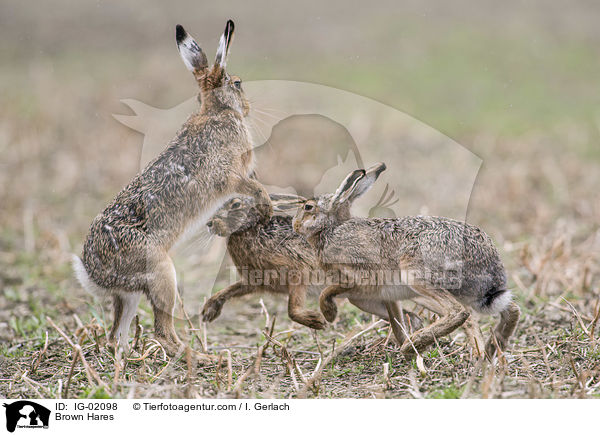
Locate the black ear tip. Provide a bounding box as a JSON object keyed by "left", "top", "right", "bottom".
{"left": 176, "top": 24, "right": 187, "bottom": 43}
{"left": 226, "top": 19, "right": 235, "bottom": 32}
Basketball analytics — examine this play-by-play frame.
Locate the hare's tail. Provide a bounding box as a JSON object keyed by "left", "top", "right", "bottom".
{"left": 71, "top": 254, "right": 109, "bottom": 298}
{"left": 477, "top": 284, "right": 512, "bottom": 315}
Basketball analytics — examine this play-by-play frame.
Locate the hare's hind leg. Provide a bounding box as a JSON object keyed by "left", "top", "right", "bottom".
{"left": 347, "top": 299, "right": 422, "bottom": 345}
{"left": 288, "top": 284, "right": 327, "bottom": 330}
{"left": 108, "top": 292, "right": 142, "bottom": 352}
{"left": 412, "top": 294, "right": 484, "bottom": 357}
{"left": 485, "top": 301, "right": 520, "bottom": 359}
{"left": 400, "top": 288, "right": 469, "bottom": 357}
{"left": 108, "top": 294, "right": 124, "bottom": 348}
{"left": 463, "top": 311, "right": 486, "bottom": 358}
{"left": 147, "top": 255, "right": 184, "bottom": 356}
{"left": 202, "top": 281, "right": 256, "bottom": 322}
{"left": 385, "top": 301, "right": 425, "bottom": 346}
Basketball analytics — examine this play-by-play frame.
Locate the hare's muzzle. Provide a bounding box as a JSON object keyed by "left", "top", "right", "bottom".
{"left": 207, "top": 218, "right": 228, "bottom": 237}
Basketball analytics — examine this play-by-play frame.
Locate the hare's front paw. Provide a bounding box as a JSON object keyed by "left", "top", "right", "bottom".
{"left": 202, "top": 298, "right": 224, "bottom": 322}
{"left": 294, "top": 310, "right": 327, "bottom": 330}
{"left": 256, "top": 202, "right": 273, "bottom": 223}
{"left": 320, "top": 297, "right": 338, "bottom": 323}
{"left": 305, "top": 311, "right": 327, "bottom": 330}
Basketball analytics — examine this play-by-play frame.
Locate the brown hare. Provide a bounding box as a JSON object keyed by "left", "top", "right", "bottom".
{"left": 202, "top": 193, "right": 328, "bottom": 330}
{"left": 202, "top": 166, "right": 422, "bottom": 342}
{"left": 72, "top": 20, "right": 272, "bottom": 357}
{"left": 293, "top": 166, "right": 520, "bottom": 359}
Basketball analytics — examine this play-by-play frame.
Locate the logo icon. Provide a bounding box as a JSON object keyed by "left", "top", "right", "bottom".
{"left": 3, "top": 401, "right": 50, "bottom": 433}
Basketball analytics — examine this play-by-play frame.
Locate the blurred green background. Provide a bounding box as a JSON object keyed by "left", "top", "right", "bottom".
{"left": 3, "top": 0, "right": 600, "bottom": 139}
{"left": 1, "top": 0, "right": 599, "bottom": 238}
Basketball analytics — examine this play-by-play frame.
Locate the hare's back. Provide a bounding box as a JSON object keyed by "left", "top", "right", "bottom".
{"left": 228, "top": 215, "right": 317, "bottom": 271}
{"left": 390, "top": 216, "right": 507, "bottom": 309}
{"left": 389, "top": 216, "right": 502, "bottom": 266}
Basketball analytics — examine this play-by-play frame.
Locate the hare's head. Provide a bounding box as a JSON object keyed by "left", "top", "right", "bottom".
{"left": 208, "top": 193, "right": 305, "bottom": 237}
{"left": 176, "top": 20, "right": 249, "bottom": 116}
{"left": 293, "top": 163, "right": 387, "bottom": 238}
{"left": 207, "top": 196, "right": 258, "bottom": 237}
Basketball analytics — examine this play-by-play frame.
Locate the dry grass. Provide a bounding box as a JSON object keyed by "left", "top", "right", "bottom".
{"left": 1, "top": 0, "right": 599, "bottom": 399}
{"left": 2, "top": 223, "right": 600, "bottom": 399}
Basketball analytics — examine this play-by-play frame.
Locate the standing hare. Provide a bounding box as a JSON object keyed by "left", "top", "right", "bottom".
{"left": 73, "top": 21, "right": 272, "bottom": 357}
{"left": 293, "top": 166, "right": 520, "bottom": 359}
{"left": 202, "top": 165, "right": 422, "bottom": 342}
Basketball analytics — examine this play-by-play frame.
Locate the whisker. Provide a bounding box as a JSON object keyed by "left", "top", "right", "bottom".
{"left": 251, "top": 109, "right": 285, "bottom": 122}
{"left": 247, "top": 120, "right": 268, "bottom": 146}
{"left": 249, "top": 118, "right": 274, "bottom": 139}
{"left": 248, "top": 113, "right": 276, "bottom": 134}
{"left": 251, "top": 104, "right": 289, "bottom": 117}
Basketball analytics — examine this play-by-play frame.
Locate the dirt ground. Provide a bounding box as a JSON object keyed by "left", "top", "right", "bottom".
{"left": 1, "top": 0, "right": 599, "bottom": 399}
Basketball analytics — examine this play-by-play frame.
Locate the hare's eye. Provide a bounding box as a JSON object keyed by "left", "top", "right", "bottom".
{"left": 231, "top": 201, "right": 241, "bottom": 210}
{"left": 233, "top": 80, "right": 242, "bottom": 90}
{"left": 303, "top": 203, "right": 314, "bottom": 211}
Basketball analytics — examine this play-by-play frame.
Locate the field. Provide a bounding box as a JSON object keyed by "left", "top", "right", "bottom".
{"left": 1, "top": 0, "right": 599, "bottom": 399}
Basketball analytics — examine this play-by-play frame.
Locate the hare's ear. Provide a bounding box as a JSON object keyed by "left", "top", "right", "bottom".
{"left": 214, "top": 20, "right": 235, "bottom": 69}
{"left": 176, "top": 25, "right": 208, "bottom": 75}
{"left": 347, "top": 162, "right": 387, "bottom": 203}
{"left": 331, "top": 169, "right": 366, "bottom": 207}
{"left": 270, "top": 193, "right": 306, "bottom": 212}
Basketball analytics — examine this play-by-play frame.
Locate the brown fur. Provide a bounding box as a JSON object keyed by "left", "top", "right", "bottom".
{"left": 202, "top": 180, "right": 423, "bottom": 340}
{"left": 202, "top": 195, "right": 328, "bottom": 330}
{"left": 73, "top": 21, "right": 272, "bottom": 357}
{"left": 293, "top": 166, "right": 519, "bottom": 359}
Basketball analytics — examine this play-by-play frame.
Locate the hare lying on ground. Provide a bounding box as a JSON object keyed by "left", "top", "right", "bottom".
{"left": 202, "top": 168, "right": 422, "bottom": 341}
{"left": 293, "top": 166, "right": 520, "bottom": 359}
{"left": 72, "top": 21, "right": 272, "bottom": 357}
